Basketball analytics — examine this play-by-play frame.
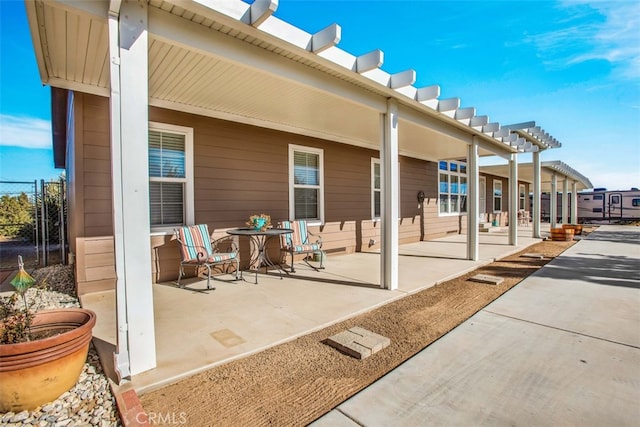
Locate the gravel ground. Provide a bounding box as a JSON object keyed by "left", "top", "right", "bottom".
{"left": 0, "top": 265, "right": 121, "bottom": 427}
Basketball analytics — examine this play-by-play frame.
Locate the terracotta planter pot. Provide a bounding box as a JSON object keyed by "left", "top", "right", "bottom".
{"left": 0, "top": 308, "right": 96, "bottom": 412}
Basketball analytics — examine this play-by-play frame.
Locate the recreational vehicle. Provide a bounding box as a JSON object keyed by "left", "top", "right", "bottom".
{"left": 578, "top": 189, "right": 640, "bottom": 222}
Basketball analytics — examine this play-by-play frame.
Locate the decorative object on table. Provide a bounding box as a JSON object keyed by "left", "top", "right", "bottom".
{"left": 278, "top": 220, "right": 324, "bottom": 273}
{"left": 175, "top": 224, "right": 241, "bottom": 290}
{"left": 247, "top": 213, "right": 272, "bottom": 232}
{"left": 0, "top": 256, "right": 96, "bottom": 412}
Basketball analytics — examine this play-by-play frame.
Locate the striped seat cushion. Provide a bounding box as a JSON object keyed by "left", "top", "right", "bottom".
{"left": 177, "top": 224, "right": 214, "bottom": 261}
{"left": 289, "top": 243, "right": 321, "bottom": 253}
{"left": 205, "top": 252, "right": 237, "bottom": 262}
{"left": 181, "top": 252, "right": 237, "bottom": 264}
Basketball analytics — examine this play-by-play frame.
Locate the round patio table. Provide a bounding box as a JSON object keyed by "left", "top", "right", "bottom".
{"left": 226, "top": 228, "right": 293, "bottom": 284}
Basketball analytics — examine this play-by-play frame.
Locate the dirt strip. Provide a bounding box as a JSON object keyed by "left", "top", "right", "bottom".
{"left": 140, "top": 237, "right": 583, "bottom": 426}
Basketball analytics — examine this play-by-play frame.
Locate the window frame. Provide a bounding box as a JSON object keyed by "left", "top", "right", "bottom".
{"left": 371, "top": 158, "right": 381, "bottom": 220}
{"left": 493, "top": 179, "right": 503, "bottom": 212}
{"left": 148, "top": 122, "right": 194, "bottom": 234}
{"left": 438, "top": 160, "right": 467, "bottom": 216}
{"left": 288, "top": 144, "right": 324, "bottom": 225}
{"left": 479, "top": 176, "right": 486, "bottom": 214}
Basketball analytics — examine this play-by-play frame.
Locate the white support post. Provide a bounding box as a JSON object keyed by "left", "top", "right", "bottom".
{"left": 532, "top": 151, "right": 541, "bottom": 238}
{"left": 571, "top": 181, "right": 578, "bottom": 224}
{"left": 562, "top": 178, "right": 569, "bottom": 224}
{"left": 381, "top": 99, "right": 399, "bottom": 290}
{"left": 550, "top": 173, "right": 558, "bottom": 229}
{"left": 508, "top": 153, "right": 518, "bottom": 246}
{"left": 467, "top": 137, "right": 479, "bottom": 261}
{"left": 109, "top": 0, "right": 156, "bottom": 378}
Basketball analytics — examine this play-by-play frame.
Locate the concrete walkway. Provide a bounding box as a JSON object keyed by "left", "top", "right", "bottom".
{"left": 312, "top": 225, "right": 640, "bottom": 426}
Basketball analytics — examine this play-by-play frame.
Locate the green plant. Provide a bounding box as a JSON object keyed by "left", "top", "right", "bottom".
{"left": 0, "top": 256, "right": 43, "bottom": 344}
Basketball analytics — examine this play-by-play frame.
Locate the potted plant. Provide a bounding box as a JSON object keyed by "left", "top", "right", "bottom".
{"left": 0, "top": 257, "right": 96, "bottom": 412}
{"left": 246, "top": 213, "right": 272, "bottom": 231}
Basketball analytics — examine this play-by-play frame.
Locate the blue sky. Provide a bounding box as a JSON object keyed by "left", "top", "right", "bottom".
{"left": 1, "top": 0, "right": 639, "bottom": 190}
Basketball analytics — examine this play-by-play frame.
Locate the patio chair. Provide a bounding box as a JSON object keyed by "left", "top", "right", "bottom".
{"left": 175, "top": 224, "right": 240, "bottom": 290}
{"left": 278, "top": 220, "right": 324, "bottom": 273}
{"left": 518, "top": 210, "right": 531, "bottom": 227}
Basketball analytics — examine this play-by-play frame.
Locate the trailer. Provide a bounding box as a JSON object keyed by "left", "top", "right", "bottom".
{"left": 536, "top": 188, "right": 640, "bottom": 223}
{"left": 578, "top": 189, "right": 640, "bottom": 222}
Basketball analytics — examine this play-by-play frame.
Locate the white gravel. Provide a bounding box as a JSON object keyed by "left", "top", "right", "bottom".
{"left": 0, "top": 265, "right": 122, "bottom": 426}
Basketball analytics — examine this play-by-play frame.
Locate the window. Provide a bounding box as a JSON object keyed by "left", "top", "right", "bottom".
{"left": 611, "top": 195, "right": 621, "bottom": 204}
{"left": 519, "top": 184, "right": 526, "bottom": 211}
{"left": 593, "top": 194, "right": 604, "bottom": 201}
{"left": 438, "top": 160, "right": 467, "bottom": 215}
{"left": 148, "top": 123, "right": 194, "bottom": 231}
{"left": 289, "top": 145, "right": 324, "bottom": 223}
{"left": 633, "top": 199, "right": 640, "bottom": 207}
{"left": 479, "top": 176, "right": 486, "bottom": 214}
{"left": 372, "top": 159, "right": 381, "bottom": 219}
{"left": 493, "top": 180, "right": 502, "bottom": 212}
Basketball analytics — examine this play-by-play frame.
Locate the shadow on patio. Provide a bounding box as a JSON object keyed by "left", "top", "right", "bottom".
{"left": 81, "top": 225, "right": 547, "bottom": 394}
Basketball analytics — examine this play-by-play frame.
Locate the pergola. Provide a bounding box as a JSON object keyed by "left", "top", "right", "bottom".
{"left": 481, "top": 159, "right": 594, "bottom": 230}
{"left": 27, "top": 0, "right": 564, "bottom": 378}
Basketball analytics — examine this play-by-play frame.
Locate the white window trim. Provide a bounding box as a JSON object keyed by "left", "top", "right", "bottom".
{"left": 149, "top": 121, "right": 194, "bottom": 234}
{"left": 479, "top": 176, "right": 486, "bottom": 214}
{"left": 493, "top": 179, "right": 502, "bottom": 213}
{"left": 438, "top": 160, "right": 468, "bottom": 217}
{"left": 371, "top": 158, "right": 381, "bottom": 220}
{"left": 288, "top": 144, "right": 324, "bottom": 225}
{"left": 519, "top": 183, "right": 526, "bottom": 211}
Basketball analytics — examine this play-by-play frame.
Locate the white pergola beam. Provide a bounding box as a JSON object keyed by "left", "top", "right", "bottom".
{"left": 356, "top": 49, "right": 383, "bottom": 73}
{"left": 389, "top": 69, "right": 416, "bottom": 89}
{"left": 415, "top": 85, "right": 440, "bottom": 109}
{"left": 437, "top": 97, "right": 460, "bottom": 112}
{"left": 503, "top": 133, "right": 517, "bottom": 143}
{"left": 470, "top": 115, "right": 488, "bottom": 127}
{"left": 504, "top": 121, "right": 536, "bottom": 130}
{"left": 493, "top": 127, "right": 510, "bottom": 138}
{"left": 250, "top": 0, "right": 278, "bottom": 27}
{"left": 311, "top": 23, "right": 341, "bottom": 53}
{"left": 483, "top": 122, "right": 500, "bottom": 133}
{"left": 455, "top": 107, "right": 476, "bottom": 120}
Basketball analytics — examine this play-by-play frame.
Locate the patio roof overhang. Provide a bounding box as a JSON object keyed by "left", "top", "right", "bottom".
{"left": 27, "top": 0, "right": 532, "bottom": 163}
{"left": 481, "top": 161, "right": 593, "bottom": 192}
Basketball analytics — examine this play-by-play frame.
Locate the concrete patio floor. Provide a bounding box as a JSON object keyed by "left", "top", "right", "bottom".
{"left": 81, "top": 225, "right": 548, "bottom": 394}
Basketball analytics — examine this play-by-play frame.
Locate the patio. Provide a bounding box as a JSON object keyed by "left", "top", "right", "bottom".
{"left": 81, "top": 225, "right": 548, "bottom": 394}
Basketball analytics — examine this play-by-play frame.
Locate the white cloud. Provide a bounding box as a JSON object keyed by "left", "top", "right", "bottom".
{"left": 0, "top": 114, "right": 52, "bottom": 149}
{"left": 526, "top": 1, "right": 640, "bottom": 80}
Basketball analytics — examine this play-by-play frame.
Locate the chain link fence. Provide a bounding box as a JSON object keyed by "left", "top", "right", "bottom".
{"left": 0, "top": 179, "right": 66, "bottom": 270}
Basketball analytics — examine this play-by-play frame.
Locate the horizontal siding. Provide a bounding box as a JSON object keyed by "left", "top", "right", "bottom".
{"left": 81, "top": 94, "right": 113, "bottom": 237}
{"left": 74, "top": 103, "right": 535, "bottom": 288}
{"left": 75, "top": 236, "right": 116, "bottom": 295}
